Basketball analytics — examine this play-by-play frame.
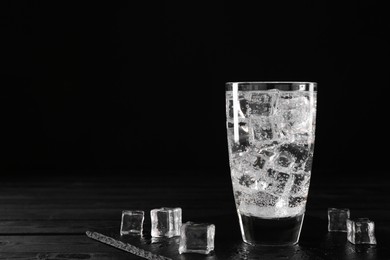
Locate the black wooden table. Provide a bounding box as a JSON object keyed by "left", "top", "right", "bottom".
{"left": 1, "top": 170, "right": 389, "bottom": 259}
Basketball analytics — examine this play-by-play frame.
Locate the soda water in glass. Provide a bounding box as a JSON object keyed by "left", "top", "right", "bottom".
{"left": 225, "top": 82, "right": 317, "bottom": 246}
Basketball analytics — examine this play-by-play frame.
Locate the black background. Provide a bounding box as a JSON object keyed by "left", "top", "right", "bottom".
{"left": 1, "top": 1, "right": 389, "bottom": 178}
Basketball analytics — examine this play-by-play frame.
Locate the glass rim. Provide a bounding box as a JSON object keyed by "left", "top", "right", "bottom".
{"left": 225, "top": 81, "right": 317, "bottom": 91}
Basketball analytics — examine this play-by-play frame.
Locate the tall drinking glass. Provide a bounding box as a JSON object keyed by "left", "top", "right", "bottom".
{"left": 225, "top": 82, "right": 317, "bottom": 246}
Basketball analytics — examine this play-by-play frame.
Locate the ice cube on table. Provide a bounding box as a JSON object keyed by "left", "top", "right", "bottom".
{"left": 120, "top": 210, "right": 144, "bottom": 236}
{"left": 150, "top": 207, "right": 182, "bottom": 238}
{"left": 347, "top": 218, "right": 377, "bottom": 245}
{"left": 328, "top": 208, "right": 350, "bottom": 232}
{"left": 179, "top": 222, "right": 215, "bottom": 255}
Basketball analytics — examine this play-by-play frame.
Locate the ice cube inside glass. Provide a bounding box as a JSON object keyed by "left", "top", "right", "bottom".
{"left": 120, "top": 210, "right": 144, "bottom": 236}
{"left": 150, "top": 207, "right": 182, "bottom": 238}
{"left": 328, "top": 208, "right": 350, "bottom": 232}
{"left": 179, "top": 222, "right": 215, "bottom": 255}
{"left": 347, "top": 218, "right": 377, "bottom": 245}
{"left": 226, "top": 82, "right": 317, "bottom": 246}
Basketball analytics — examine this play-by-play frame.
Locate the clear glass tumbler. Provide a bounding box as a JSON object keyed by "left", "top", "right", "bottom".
{"left": 225, "top": 82, "right": 317, "bottom": 246}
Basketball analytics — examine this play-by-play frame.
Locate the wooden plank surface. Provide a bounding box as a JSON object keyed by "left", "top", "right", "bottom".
{"left": 1, "top": 171, "right": 390, "bottom": 259}
{"left": 0, "top": 252, "right": 136, "bottom": 260}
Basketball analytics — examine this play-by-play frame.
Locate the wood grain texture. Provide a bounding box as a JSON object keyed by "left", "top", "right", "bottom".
{"left": 1, "top": 171, "right": 390, "bottom": 259}
{"left": 0, "top": 235, "right": 125, "bottom": 253}
{"left": 0, "top": 252, "right": 137, "bottom": 260}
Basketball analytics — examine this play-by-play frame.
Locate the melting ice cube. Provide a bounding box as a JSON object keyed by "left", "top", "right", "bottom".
{"left": 179, "top": 222, "right": 215, "bottom": 255}
{"left": 120, "top": 210, "right": 144, "bottom": 236}
{"left": 278, "top": 143, "right": 310, "bottom": 170}
{"left": 288, "top": 196, "right": 306, "bottom": 208}
{"left": 248, "top": 92, "right": 276, "bottom": 117}
{"left": 328, "top": 208, "right": 350, "bottom": 232}
{"left": 264, "top": 169, "right": 291, "bottom": 195}
{"left": 226, "top": 94, "right": 250, "bottom": 119}
{"left": 150, "top": 207, "right": 182, "bottom": 238}
{"left": 290, "top": 172, "right": 310, "bottom": 196}
{"left": 227, "top": 121, "right": 250, "bottom": 153}
{"left": 249, "top": 117, "right": 275, "bottom": 143}
{"left": 275, "top": 93, "right": 312, "bottom": 137}
{"left": 347, "top": 218, "right": 377, "bottom": 245}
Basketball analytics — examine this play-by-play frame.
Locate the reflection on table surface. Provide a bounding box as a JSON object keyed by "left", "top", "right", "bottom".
{"left": 0, "top": 171, "right": 389, "bottom": 259}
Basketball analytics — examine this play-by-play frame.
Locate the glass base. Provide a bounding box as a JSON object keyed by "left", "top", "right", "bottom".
{"left": 238, "top": 212, "right": 305, "bottom": 246}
